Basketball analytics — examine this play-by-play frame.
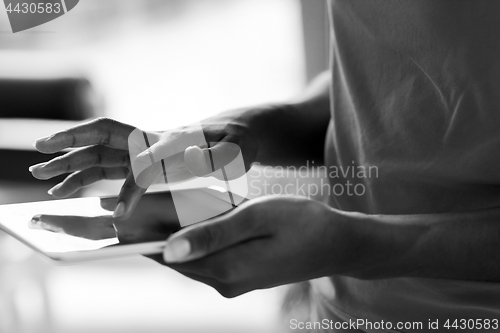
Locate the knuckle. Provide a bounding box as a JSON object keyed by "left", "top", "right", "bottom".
{"left": 242, "top": 204, "right": 261, "bottom": 231}
{"left": 122, "top": 180, "right": 137, "bottom": 191}
{"left": 216, "top": 285, "right": 240, "bottom": 299}
{"left": 76, "top": 173, "right": 86, "bottom": 187}
{"left": 122, "top": 153, "right": 131, "bottom": 166}
{"left": 94, "top": 147, "right": 104, "bottom": 166}
{"left": 63, "top": 173, "right": 79, "bottom": 188}
{"left": 119, "top": 167, "right": 129, "bottom": 178}
{"left": 62, "top": 129, "right": 76, "bottom": 147}
{"left": 100, "top": 167, "right": 108, "bottom": 180}
{"left": 203, "top": 256, "right": 241, "bottom": 285}
{"left": 225, "top": 122, "right": 246, "bottom": 137}
{"left": 143, "top": 147, "right": 154, "bottom": 160}
{"left": 95, "top": 117, "right": 113, "bottom": 145}
{"left": 57, "top": 156, "right": 71, "bottom": 173}
{"left": 65, "top": 171, "right": 84, "bottom": 188}
{"left": 221, "top": 123, "right": 232, "bottom": 135}
{"left": 239, "top": 208, "right": 270, "bottom": 237}
{"left": 211, "top": 265, "right": 234, "bottom": 283}
{"left": 95, "top": 116, "right": 111, "bottom": 125}
{"left": 99, "top": 132, "right": 111, "bottom": 146}
{"left": 200, "top": 224, "right": 225, "bottom": 253}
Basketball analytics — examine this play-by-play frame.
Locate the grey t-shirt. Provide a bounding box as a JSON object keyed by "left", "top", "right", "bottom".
{"left": 314, "top": 0, "right": 500, "bottom": 331}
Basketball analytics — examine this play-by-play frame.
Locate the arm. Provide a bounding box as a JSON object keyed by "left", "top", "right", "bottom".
{"left": 247, "top": 71, "right": 331, "bottom": 167}
{"left": 157, "top": 197, "right": 500, "bottom": 298}
{"left": 348, "top": 207, "right": 500, "bottom": 281}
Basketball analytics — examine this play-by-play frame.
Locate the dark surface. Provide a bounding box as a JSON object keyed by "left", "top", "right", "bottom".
{"left": 0, "top": 149, "right": 65, "bottom": 183}
{"left": 0, "top": 78, "right": 95, "bottom": 120}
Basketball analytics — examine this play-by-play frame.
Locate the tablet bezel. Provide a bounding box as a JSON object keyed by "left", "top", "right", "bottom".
{"left": 0, "top": 188, "right": 244, "bottom": 263}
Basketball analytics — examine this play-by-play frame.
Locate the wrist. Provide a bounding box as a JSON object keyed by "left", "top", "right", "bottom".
{"left": 230, "top": 103, "right": 295, "bottom": 165}
{"left": 330, "top": 210, "right": 424, "bottom": 279}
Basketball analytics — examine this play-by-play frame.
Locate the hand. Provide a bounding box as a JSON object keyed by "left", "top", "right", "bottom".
{"left": 30, "top": 214, "right": 117, "bottom": 241}
{"left": 151, "top": 195, "right": 366, "bottom": 298}
{"left": 30, "top": 115, "right": 258, "bottom": 219}
{"left": 29, "top": 192, "right": 181, "bottom": 243}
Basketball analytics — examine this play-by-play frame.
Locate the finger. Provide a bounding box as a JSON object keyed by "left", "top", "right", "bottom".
{"left": 162, "top": 206, "right": 267, "bottom": 263}
{"left": 35, "top": 117, "right": 135, "bottom": 153}
{"left": 166, "top": 241, "right": 258, "bottom": 283}
{"left": 48, "top": 167, "right": 129, "bottom": 198}
{"left": 29, "top": 214, "right": 116, "bottom": 240}
{"left": 144, "top": 254, "right": 223, "bottom": 285}
{"left": 100, "top": 197, "right": 118, "bottom": 211}
{"left": 131, "top": 141, "right": 186, "bottom": 188}
{"left": 134, "top": 161, "right": 165, "bottom": 189}
{"left": 143, "top": 254, "right": 224, "bottom": 289}
{"left": 30, "top": 146, "right": 129, "bottom": 180}
{"left": 143, "top": 253, "right": 167, "bottom": 265}
{"left": 167, "top": 243, "right": 266, "bottom": 298}
{"left": 184, "top": 140, "right": 246, "bottom": 180}
{"left": 29, "top": 214, "right": 64, "bottom": 233}
{"left": 113, "top": 172, "right": 147, "bottom": 220}
{"left": 132, "top": 153, "right": 197, "bottom": 188}
{"left": 129, "top": 126, "right": 205, "bottom": 185}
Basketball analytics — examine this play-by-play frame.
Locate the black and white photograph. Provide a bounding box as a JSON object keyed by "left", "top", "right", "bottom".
{"left": 0, "top": 0, "right": 499, "bottom": 332}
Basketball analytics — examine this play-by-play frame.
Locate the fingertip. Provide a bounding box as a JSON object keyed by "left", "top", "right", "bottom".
{"left": 163, "top": 238, "right": 191, "bottom": 263}
{"left": 47, "top": 184, "right": 62, "bottom": 197}
{"left": 118, "top": 195, "right": 143, "bottom": 220}
{"left": 29, "top": 162, "right": 46, "bottom": 174}
{"left": 114, "top": 174, "right": 146, "bottom": 219}
{"left": 113, "top": 201, "right": 126, "bottom": 218}
{"left": 34, "top": 132, "right": 68, "bottom": 153}
{"left": 33, "top": 136, "right": 53, "bottom": 153}
{"left": 184, "top": 145, "right": 212, "bottom": 176}
{"left": 34, "top": 135, "right": 49, "bottom": 144}
{"left": 100, "top": 198, "right": 118, "bottom": 211}
{"left": 30, "top": 166, "right": 53, "bottom": 181}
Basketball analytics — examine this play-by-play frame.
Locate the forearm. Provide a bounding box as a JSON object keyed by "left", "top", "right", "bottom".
{"left": 336, "top": 208, "right": 500, "bottom": 282}
{"left": 216, "top": 71, "right": 331, "bottom": 167}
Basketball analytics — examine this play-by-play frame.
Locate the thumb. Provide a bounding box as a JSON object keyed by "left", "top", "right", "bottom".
{"left": 132, "top": 141, "right": 187, "bottom": 189}
{"left": 30, "top": 214, "right": 116, "bottom": 240}
{"left": 113, "top": 172, "right": 147, "bottom": 220}
{"left": 162, "top": 207, "right": 260, "bottom": 263}
{"left": 184, "top": 141, "right": 246, "bottom": 180}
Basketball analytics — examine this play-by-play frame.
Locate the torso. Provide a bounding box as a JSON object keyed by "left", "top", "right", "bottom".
{"left": 318, "top": 0, "right": 500, "bottom": 330}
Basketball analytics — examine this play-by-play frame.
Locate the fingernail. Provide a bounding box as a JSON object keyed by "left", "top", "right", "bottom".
{"left": 29, "top": 221, "right": 44, "bottom": 230}
{"left": 30, "top": 215, "right": 42, "bottom": 227}
{"left": 29, "top": 162, "right": 47, "bottom": 172}
{"left": 184, "top": 145, "right": 212, "bottom": 176}
{"left": 163, "top": 238, "right": 191, "bottom": 263}
{"left": 47, "top": 183, "right": 62, "bottom": 196}
{"left": 34, "top": 135, "right": 51, "bottom": 144}
{"left": 29, "top": 221, "right": 49, "bottom": 230}
{"left": 113, "top": 201, "right": 126, "bottom": 218}
{"left": 29, "top": 216, "right": 60, "bottom": 232}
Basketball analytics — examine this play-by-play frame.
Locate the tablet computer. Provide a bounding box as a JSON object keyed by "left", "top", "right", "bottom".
{"left": 0, "top": 188, "right": 241, "bottom": 263}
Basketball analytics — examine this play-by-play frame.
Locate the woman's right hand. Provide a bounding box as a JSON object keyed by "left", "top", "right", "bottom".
{"left": 29, "top": 113, "right": 259, "bottom": 219}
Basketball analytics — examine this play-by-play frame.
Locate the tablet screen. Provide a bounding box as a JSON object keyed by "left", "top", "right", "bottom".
{"left": 0, "top": 191, "right": 181, "bottom": 259}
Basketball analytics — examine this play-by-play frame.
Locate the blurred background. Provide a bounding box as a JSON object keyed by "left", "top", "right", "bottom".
{"left": 0, "top": 0, "right": 328, "bottom": 332}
